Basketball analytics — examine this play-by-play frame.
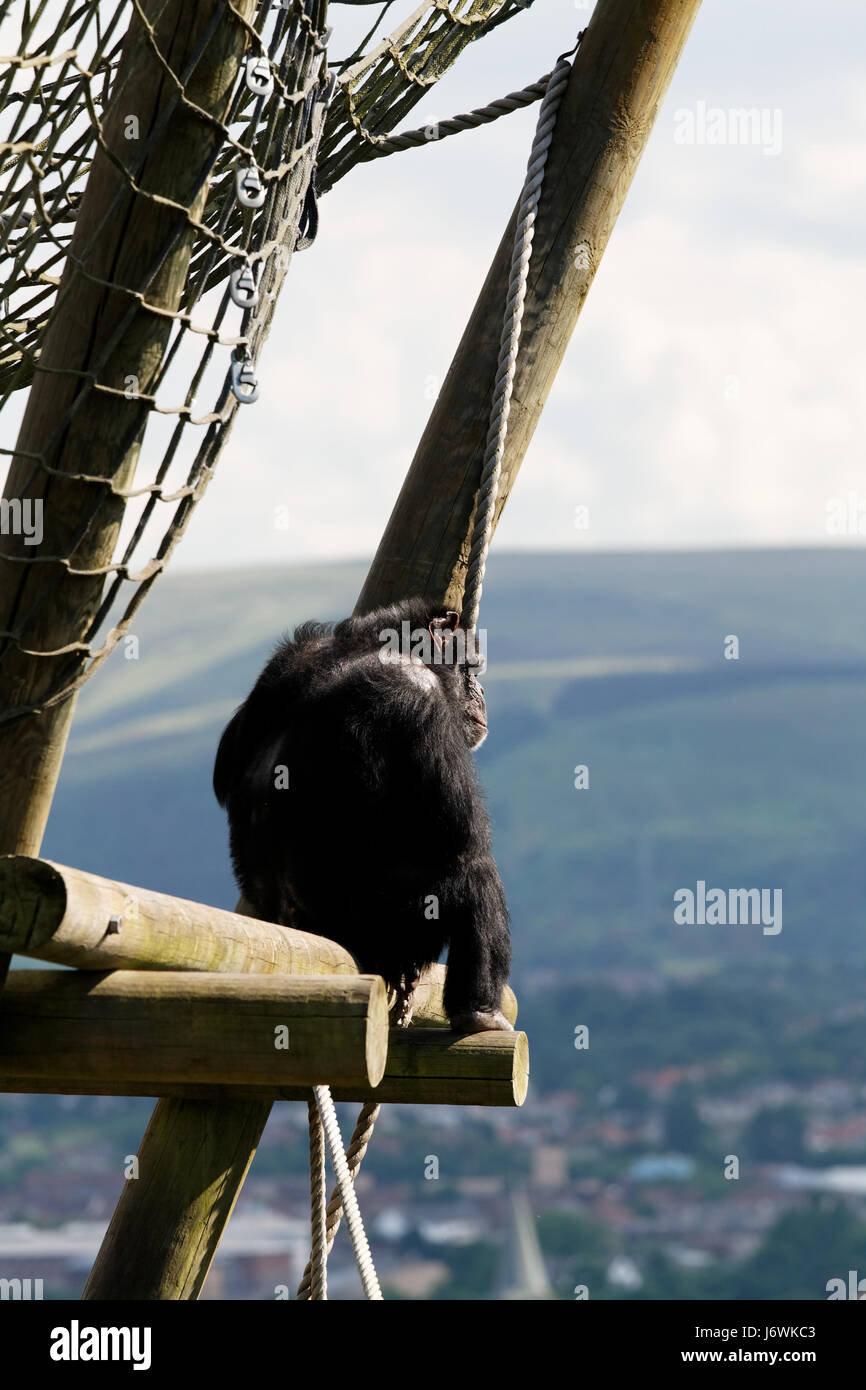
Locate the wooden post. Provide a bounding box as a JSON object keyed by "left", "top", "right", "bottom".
{"left": 0, "top": 970, "right": 389, "bottom": 1089}
{"left": 84, "top": 1095, "right": 273, "bottom": 1302}
{"left": 85, "top": 0, "right": 703, "bottom": 1300}
{"left": 355, "top": 0, "right": 703, "bottom": 615}
{"left": 0, "top": 0, "right": 255, "bottom": 862}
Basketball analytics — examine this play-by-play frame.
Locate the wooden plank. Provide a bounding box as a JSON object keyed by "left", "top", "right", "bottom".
{"left": 355, "top": 0, "right": 704, "bottom": 615}
{"left": 0, "top": 855, "right": 518, "bottom": 1026}
{"left": 0, "top": 970, "right": 389, "bottom": 1089}
{"left": 0, "top": 1026, "right": 528, "bottom": 1108}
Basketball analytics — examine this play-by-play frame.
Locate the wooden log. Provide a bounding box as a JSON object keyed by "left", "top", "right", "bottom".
{"left": 0, "top": 970, "right": 389, "bottom": 1089}
{"left": 355, "top": 0, "right": 704, "bottom": 615}
{"left": 0, "top": 855, "right": 359, "bottom": 976}
{"left": 0, "top": 1024, "right": 528, "bottom": 1108}
{"left": 0, "top": 0, "right": 257, "bottom": 864}
{"left": 83, "top": 1095, "right": 273, "bottom": 1302}
{"left": 307, "top": 1028, "right": 528, "bottom": 1107}
{"left": 0, "top": 855, "right": 518, "bottom": 1027}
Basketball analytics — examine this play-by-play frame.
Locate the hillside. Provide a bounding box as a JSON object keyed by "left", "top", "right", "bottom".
{"left": 37, "top": 547, "right": 866, "bottom": 979}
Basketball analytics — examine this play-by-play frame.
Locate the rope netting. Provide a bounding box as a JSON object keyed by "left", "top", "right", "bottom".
{"left": 0, "top": 0, "right": 532, "bottom": 729}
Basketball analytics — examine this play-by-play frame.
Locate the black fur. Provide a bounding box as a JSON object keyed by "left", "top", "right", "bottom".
{"left": 213, "top": 598, "right": 511, "bottom": 1028}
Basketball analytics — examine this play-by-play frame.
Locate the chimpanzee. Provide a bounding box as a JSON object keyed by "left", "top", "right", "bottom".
{"left": 213, "top": 597, "right": 512, "bottom": 1033}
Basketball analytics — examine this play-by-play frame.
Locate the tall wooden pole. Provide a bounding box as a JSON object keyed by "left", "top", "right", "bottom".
{"left": 0, "top": 0, "right": 256, "bottom": 917}
{"left": 0, "top": 0, "right": 261, "bottom": 1290}
{"left": 356, "top": 0, "right": 703, "bottom": 616}
{"left": 89, "top": 0, "right": 703, "bottom": 1300}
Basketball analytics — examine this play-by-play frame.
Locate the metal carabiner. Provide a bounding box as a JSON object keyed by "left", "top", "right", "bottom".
{"left": 246, "top": 55, "right": 274, "bottom": 100}
{"left": 321, "top": 68, "right": 337, "bottom": 108}
{"left": 229, "top": 262, "right": 260, "bottom": 309}
{"left": 230, "top": 349, "right": 260, "bottom": 405}
{"left": 235, "top": 164, "right": 265, "bottom": 209}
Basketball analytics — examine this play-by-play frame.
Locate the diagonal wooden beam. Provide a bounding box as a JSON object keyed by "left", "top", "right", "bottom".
{"left": 356, "top": 0, "right": 703, "bottom": 616}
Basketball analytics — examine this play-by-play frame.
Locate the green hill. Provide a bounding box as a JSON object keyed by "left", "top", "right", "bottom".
{"left": 39, "top": 548, "right": 866, "bottom": 979}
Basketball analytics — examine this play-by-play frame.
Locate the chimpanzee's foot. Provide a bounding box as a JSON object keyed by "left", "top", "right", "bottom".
{"left": 390, "top": 974, "right": 419, "bottom": 1028}
{"left": 449, "top": 1009, "right": 514, "bottom": 1034}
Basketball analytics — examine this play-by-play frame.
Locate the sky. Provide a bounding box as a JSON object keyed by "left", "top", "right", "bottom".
{"left": 5, "top": 0, "right": 866, "bottom": 569}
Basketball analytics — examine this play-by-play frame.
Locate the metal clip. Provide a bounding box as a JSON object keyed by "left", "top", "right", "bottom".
{"left": 246, "top": 56, "right": 274, "bottom": 99}
{"left": 230, "top": 262, "right": 260, "bottom": 309}
{"left": 235, "top": 164, "right": 265, "bottom": 208}
{"left": 321, "top": 69, "right": 337, "bottom": 107}
{"left": 230, "top": 349, "right": 260, "bottom": 404}
{"left": 295, "top": 178, "right": 319, "bottom": 252}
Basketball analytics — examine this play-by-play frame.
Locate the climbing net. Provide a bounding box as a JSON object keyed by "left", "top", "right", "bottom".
{"left": 0, "top": 0, "right": 532, "bottom": 727}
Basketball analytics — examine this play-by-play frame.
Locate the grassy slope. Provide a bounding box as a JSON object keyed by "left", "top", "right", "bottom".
{"left": 40, "top": 548, "right": 866, "bottom": 976}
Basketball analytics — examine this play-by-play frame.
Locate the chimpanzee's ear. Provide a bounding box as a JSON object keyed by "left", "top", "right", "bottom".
{"left": 428, "top": 611, "right": 460, "bottom": 647}
{"left": 213, "top": 704, "right": 248, "bottom": 806}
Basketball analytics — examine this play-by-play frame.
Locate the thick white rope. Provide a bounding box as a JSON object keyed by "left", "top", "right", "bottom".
{"left": 461, "top": 52, "right": 574, "bottom": 632}
{"left": 313, "top": 1086, "right": 383, "bottom": 1300}
{"left": 297, "top": 1099, "right": 380, "bottom": 1300}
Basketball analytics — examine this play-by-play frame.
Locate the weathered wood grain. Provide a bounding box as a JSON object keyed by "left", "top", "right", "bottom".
{"left": 0, "top": 969, "right": 389, "bottom": 1088}
{"left": 0, "top": 1023, "right": 528, "bottom": 1107}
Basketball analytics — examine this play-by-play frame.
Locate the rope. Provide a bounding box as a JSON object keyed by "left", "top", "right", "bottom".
{"left": 461, "top": 49, "right": 575, "bottom": 632}
{"left": 304, "top": 1090, "right": 383, "bottom": 1301}
{"left": 307, "top": 1097, "right": 328, "bottom": 1300}
{"left": 346, "top": 73, "right": 550, "bottom": 159}
{"left": 298, "top": 1100, "right": 381, "bottom": 1300}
